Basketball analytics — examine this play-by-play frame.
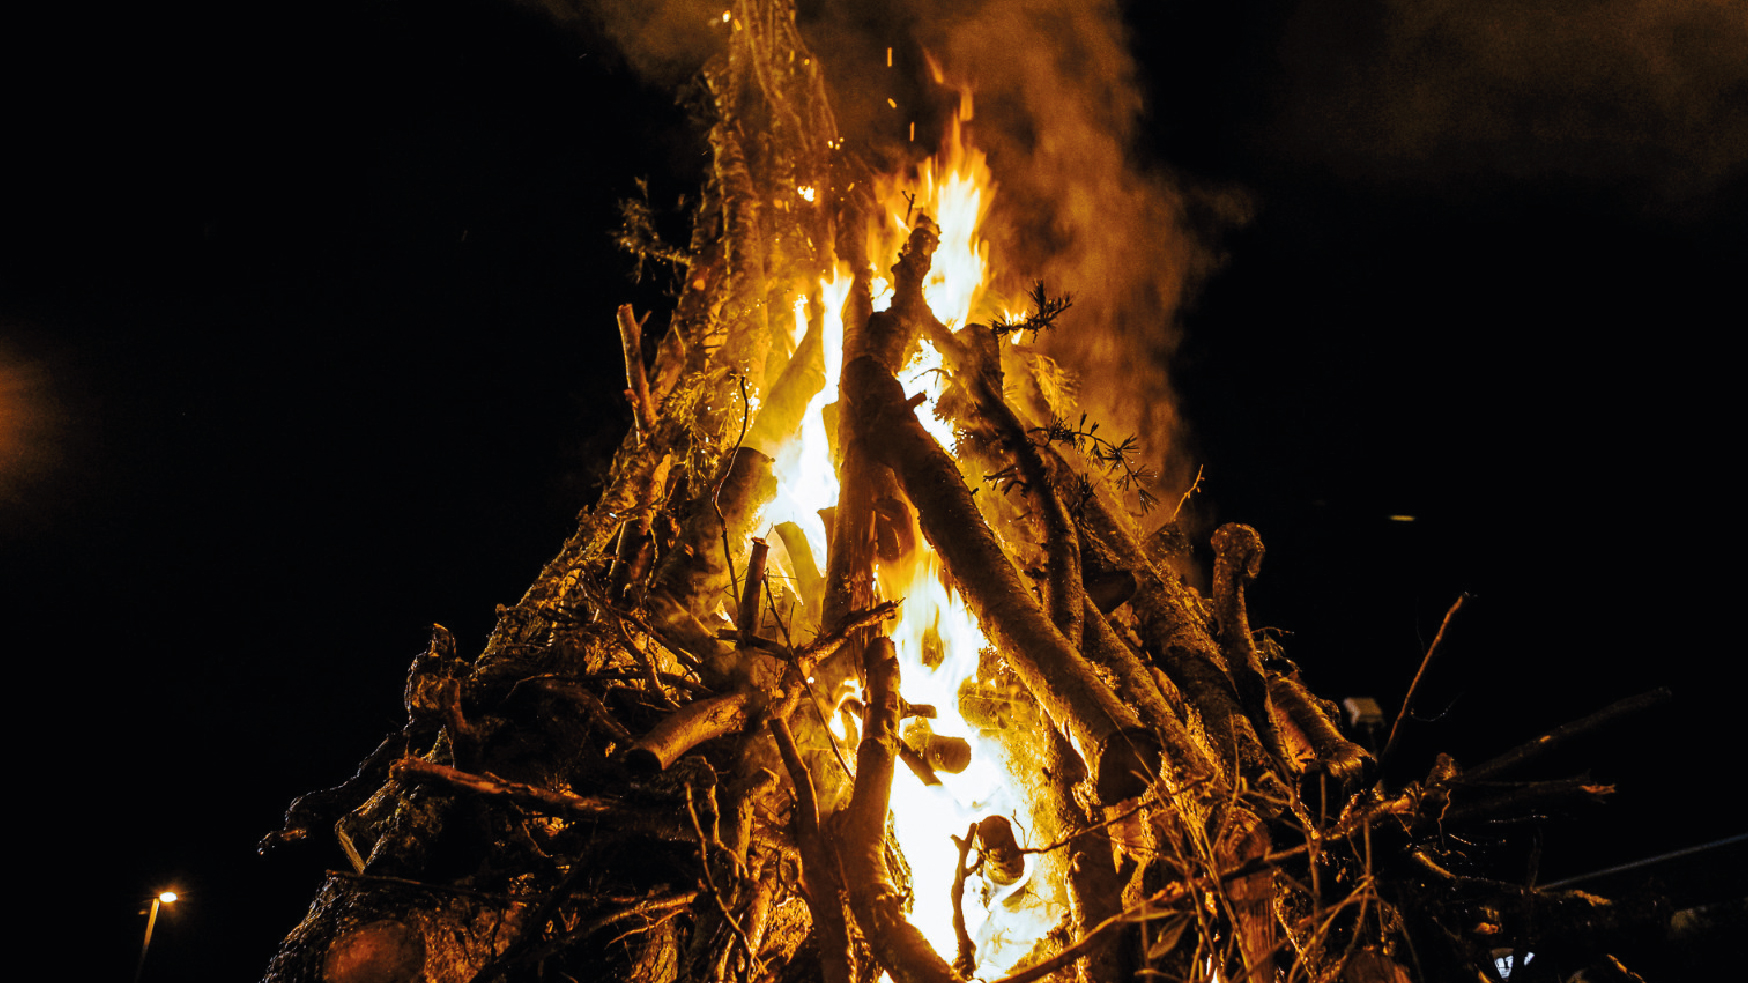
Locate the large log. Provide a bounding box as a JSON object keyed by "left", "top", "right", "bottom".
{"left": 841, "top": 637, "right": 961, "bottom": 983}
{"left": 843, "top": 352, "right": 1158, "bottom": 803}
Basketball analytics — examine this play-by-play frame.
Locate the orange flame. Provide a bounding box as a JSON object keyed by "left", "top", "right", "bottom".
{"left": 761, "top": 83, "right": 1066, "bottom": 976}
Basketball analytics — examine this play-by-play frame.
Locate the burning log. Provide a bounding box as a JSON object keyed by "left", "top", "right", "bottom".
{"left": 842, "top": 637, "right": 961, "bottom": 983}
{"left": 845, "top": 352, "right": 1158, "bottom": 803}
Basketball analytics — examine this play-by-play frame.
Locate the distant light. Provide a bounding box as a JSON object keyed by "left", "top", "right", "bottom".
{"left": 1388, "top": 514, "right": 1416, "bottom": 522}
{"left": 1492, "top": 951, "right": 1533, "bottom": 980}
{"left": 721, "top": 10, "right": 730, "bottom": 23}
{"left": 158, "top": 892, "right": 177, "bottom": 903}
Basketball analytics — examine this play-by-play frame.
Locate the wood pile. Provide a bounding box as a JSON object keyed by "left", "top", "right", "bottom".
{"left": 257, "top": 5, "right": 1676, "bottom": 981}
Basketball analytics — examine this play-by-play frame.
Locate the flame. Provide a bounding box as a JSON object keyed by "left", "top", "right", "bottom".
{"left": 880, "top": 557, "right": 1059, "bottom": 977}
{"left": 761, "top": 269, "right": 853, "bottom": 577}
{"left": 760, "top": 86, "right": 1065, "bottom": 976}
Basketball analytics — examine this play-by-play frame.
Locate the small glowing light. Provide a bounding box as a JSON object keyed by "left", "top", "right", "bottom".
{"left": 887, "top": 97, "right": 898, "bottom": 109}
{"left": 886, "top": 47, "right": 893, "bottom": 68}
{"left": 797, "top": 185, "right": 815, "bottom": 202}
{"left": 1388, "top": 514, "right": 1416, "bottom": 522}
{"left": 909, "top": 121, "right": 915, "bottom": 142}
{"left": 721, "top": 10, "right": 731, "bottom": 23}
{"left": 158, "top": 892, "right": 177, "bottom": 903}
{"left": 1492, "top": 952, "right": 1534, "bottom": 980}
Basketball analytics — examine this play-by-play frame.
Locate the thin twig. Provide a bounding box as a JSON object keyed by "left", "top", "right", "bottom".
{"left": 1465, "top": 687, "right": 1673, "bottom": 783}
{"left": 1381, "top": 593, "right": 1472, "bottom": 766}
{"left": 618, "top": 304, "right": 659, "bottom": 442}
{"left": 715, "top": 371, "right": 753, "bottom": 607}
{"left": 612, "top": 608, "right": 679, "bottom": 709}
{"left": 326, "top": 869, "right": 522, "bottom": 904}
{"left": 392, "top": 758, "right": 621, "bottom": 818}
{"left": 949, "top": 822, "right": 979, "bottom": 977}
{"left": 1170, "top": 464, "right": 1204, "bottom": 523}
{"left": 686, "top": 783, "right": 760, "bottom": 978}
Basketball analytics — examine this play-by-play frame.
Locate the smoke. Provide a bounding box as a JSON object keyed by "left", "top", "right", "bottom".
{"left": 807, "top": 0, "right": 1241, "bottom": 516}
{"left": 518, "top": 0, "right": 725, "bottom": 83}
{"left": 1275, "top": 0, "right": 1748, "bottom": 210}
{"left": 535, "top": 0, "right": 1237, "bottom": 518}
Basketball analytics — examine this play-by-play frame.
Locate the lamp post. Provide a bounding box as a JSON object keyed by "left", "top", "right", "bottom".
{"left": 133, "top": 891, "right": 177, "bottom": 983}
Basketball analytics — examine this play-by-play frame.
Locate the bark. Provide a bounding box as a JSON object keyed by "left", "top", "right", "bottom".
{"left": 769, "top": 717, "right": 852, "bottom": 983}
{"left": 625, "top": 691, "right": 755, "bottom": 775}
{"left": 1067, "top": 480, "right": 1278, "bottom": 793}
{"left": 843, "top": 352, "right": 1157, "bottom": 804}
{"left": 1210, "top": 523, "right": 1287, "bottom": 765}
{"left": 841, "top": 638, "right": 962, "bottom": 983}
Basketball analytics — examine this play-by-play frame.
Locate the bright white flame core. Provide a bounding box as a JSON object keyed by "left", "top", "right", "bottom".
{"left": 761, "top": 99, "right": 1063, "bottom": 976}
{"left": 761, "top": 270, "right": 853, "bottom": 576}
{"left": 880, "top": 557, "right": 1057, "bottom": 976}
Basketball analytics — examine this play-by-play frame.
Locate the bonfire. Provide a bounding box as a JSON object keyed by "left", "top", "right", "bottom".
{"left": 258, "top": 5, "right": 1672, "bottom": 982}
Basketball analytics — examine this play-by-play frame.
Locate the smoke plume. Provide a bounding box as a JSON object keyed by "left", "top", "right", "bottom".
{"left": 533, "top": 0, "right": 1234, "bottom": 517}
{"left": 812, "top": 0, "right": 1236, "bottom": 512}
{"left": 1275, "top": 0, "right": 1748, "bottom": 211}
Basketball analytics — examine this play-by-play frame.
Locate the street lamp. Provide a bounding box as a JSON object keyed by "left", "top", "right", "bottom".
{"left": 133, "top": 890, "right": 178, "bottom": 983}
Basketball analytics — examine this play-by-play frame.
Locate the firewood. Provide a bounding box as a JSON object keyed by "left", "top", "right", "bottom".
{"left": 1067, "top": 477, "right": 1279, "bottom": 792}
{"left": 769, "top": 717, "right": 853, "bottom": 983}
{"left": 1267, "top": 671, "right": 1372, "bottom": 790}
{"left": 843, "top": 352, "right": 1159, "bottom": 803}
{"left": 624, "top": 691, "right": 755, "bottom": 775}
{"left": 259, "top": 6, "right": 1678, "bottom": 982}
{"left": 841, "top": 638, "right": 962, "bottom": 983}
{"left": 618, "top": 304, "right": 659, "bottom": 443}
{"left": 1210, "top": 522, "right": 1288, "bottom": 765}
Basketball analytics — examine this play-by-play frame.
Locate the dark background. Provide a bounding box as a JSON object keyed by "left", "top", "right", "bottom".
{"left": 3, "top": 1, "right": 1741, "bottom": 979}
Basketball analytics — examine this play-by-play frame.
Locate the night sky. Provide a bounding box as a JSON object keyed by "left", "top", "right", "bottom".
{"left": 5, "top": 1, "right": 1743, "bottom": 980}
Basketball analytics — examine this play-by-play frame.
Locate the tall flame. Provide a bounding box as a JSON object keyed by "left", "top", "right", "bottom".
{"left": 762, "top": 86, "right": 1064, "bottom": 976}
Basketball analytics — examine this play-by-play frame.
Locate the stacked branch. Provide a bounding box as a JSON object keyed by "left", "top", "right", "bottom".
{"left": 257, "top": 5, "right": 1690, "bottom": 983}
